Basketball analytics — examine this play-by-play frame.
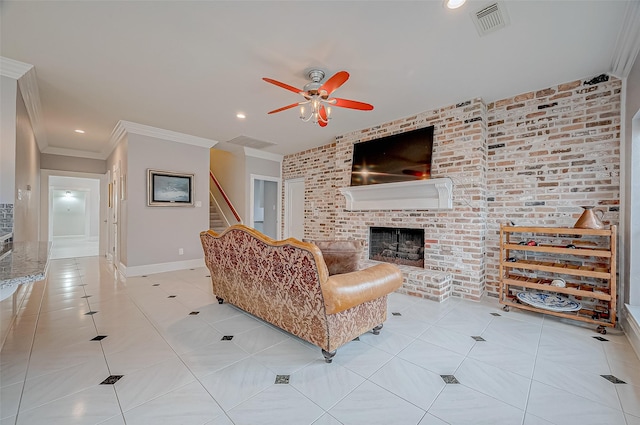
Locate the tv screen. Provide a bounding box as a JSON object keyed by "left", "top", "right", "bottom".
{"left": 350, "top": 125, "right": 434, "bottom": 186}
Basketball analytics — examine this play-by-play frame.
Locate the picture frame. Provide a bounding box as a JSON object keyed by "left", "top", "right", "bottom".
{"left": 147, "top": 169, "right": 194, "bottom": 207}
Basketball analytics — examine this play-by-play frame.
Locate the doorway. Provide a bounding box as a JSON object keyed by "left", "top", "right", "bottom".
{"left": 249, "top": 175, "right": 281, "bottom": 239}
{"left": 284, "top": 178, "right": 305, "bottom": 240}
{"left": 41, "top": 173, "right": 104, "bottom": 260}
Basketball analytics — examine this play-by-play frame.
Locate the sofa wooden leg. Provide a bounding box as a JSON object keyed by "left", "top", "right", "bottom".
{"left": 216, "top": 296, "right": 224, "bottom": 304}
{"left": 322, "top": 349, "right": 336, "bottom": 363}
{"left": 372, "top": 324, "right": 383, "bottom": 335}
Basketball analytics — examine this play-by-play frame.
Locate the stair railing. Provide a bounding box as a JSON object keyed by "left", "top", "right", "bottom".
{"left": 209, "top": 171, "right": 242, "bottom": 226}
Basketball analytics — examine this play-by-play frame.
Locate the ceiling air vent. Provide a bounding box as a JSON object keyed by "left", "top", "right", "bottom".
{"left": 472, "top": 2, "right": 510, "bottom": 36}
{"left": 226, "top": 135, "right": 276, "bottom": 149}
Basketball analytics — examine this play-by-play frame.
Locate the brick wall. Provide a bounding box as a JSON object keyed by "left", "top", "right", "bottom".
{"left": 282, "top": 144, "right": 338, "bottom": 240}
{"left": 485, "top": 75, "right": 621, "bottom": 296}
{"left": 281, "top": 73, "right": 620, "bottom": 301}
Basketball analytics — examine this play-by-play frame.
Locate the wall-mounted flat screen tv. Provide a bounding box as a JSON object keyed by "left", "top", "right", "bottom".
{"left": 350, "top": 125, "right": 434, "bottom": 186}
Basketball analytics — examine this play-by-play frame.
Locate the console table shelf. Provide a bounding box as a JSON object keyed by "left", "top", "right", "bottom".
{"left": 499, "top": 224, "right": 617, "bottom": 333}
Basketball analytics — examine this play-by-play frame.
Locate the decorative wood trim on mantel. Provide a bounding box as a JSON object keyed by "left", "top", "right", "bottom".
{"left": 339, "top": 178, "right": 453, "bottom": 211}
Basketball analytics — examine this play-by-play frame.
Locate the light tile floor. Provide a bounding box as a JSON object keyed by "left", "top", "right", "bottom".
{"left": 1, "top": 256, "right": 639, "bottom": 425}
{"left": 49, "top": 237, "right": 99, "bottom": 260}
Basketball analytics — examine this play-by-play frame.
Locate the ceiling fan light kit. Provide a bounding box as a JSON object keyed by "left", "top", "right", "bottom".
{"left": 263, "top": 69, "right": 373, "bottom": 127}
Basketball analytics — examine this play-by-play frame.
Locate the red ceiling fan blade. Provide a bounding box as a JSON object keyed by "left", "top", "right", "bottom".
{"left": 262, "top": 77, "right": 302, "bottom": 94}
{"left": 320, "top": 71, "right": 349, "bottom": 96}
{"left": 332, "top": 97, "right": 374, "bottom": 111}
{"left": 267, "top": 103, "right": 299, "bottom": 114}
{"left": 318, "top": 105, "right": 328, "bottom": 127}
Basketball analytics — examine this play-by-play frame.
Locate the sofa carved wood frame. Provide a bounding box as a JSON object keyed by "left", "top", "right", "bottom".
{"left": 200, "top": 225, "right": 403, "bottom": 362}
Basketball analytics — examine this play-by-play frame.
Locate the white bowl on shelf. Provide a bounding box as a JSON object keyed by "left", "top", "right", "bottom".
{"left": 516, "top": 291, "right": 581, "bottom": 312}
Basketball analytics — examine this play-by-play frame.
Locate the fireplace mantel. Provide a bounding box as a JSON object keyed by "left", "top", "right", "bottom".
{"left": 339, "top": 178, "right": 453, "bottom": 211}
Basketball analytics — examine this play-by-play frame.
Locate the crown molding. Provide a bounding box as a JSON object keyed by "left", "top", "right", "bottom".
{"left": 121, "top": 120, "right": 218, "bottom": 147}
{"left": 243, "top": 147, "right": 283, "bottom": 163}
{"left": 1, "top": 57, "right": 48, "bottom": 152}
{"left": 0, "top": 57, "right": 32, "bottom": 79}
{"left": 42, "top": 146, "right": 106, "bottom": 160}
{"left": 103, "top": 121, "right": 129, "bottom": 159}
{"left": 103, "top": 120, "right": 219, "bottom": 159}
{"left": 610, "top": 0, "right": 640, "bottom": 78}
{"left": 17, "top": 66, "right": 48, "bottom": 152}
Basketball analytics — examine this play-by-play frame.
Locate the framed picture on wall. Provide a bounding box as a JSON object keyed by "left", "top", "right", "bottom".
{"left": 147, "top": 169, "right": 194, "bottom": 207}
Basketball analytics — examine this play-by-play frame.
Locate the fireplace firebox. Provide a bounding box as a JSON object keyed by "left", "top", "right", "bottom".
{"left": 369, "top": 227, "right": 424, "bottom": 268}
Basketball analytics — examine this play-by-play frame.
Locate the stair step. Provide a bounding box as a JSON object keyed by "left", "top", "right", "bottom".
{"left": 209, "top": 201, "right": 229, "bottom": 233}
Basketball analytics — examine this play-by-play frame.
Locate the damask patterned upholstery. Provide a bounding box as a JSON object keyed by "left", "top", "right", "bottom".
{"left": 200, "top": 225, "right": 403, "bottom": 358}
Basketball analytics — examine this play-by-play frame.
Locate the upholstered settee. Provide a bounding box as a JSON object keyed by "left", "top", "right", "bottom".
{"left": 200, "top": 225, "right": 403, "bottom": 362}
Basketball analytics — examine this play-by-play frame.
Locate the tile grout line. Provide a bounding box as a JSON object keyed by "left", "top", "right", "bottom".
{"left": 108, "top": 273, "right": 232, "bottom": 418}
{"left": 600, "top": 325, "right": 635, "bottom": 418}
{"left": 352, "top": 317, "right": 444, "bottom": 421}
{"left": 518, "top": 313, "right": 545, "bottom": 425}
{"left": 12, "top": 259, "right": 68, "bottom": 424}
{"left": 533, "top": 317, "right": 633, "bottom": 416}
{"left": 10, "top": 259, "right": 638, "bottom": 424}
{"left": 442, "top": 313, "right": 534, "bottom": 420}
{"left": 78, "top": 258, "right": 131, "bottom": 425}
{"left": 521, "top": 315, "right": 557, "bottom": 425}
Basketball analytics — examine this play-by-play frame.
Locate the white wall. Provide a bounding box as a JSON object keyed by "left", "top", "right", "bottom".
{"left": 40, "top": 170, "right": 107, "bottom": 255}
{"left": 40, "top": 153, "right": 107, "bottom": 174}
{"left": 263, "top": 180, "right": 278, "bottom": 238}
{"left": 0, "top": 75, "right": 17, "bottom": 204}
{"left": 210, "top": 148, "right": 246, "bottom": 222}
{"left": 208, "top": 148, "right": 282, "bottom": 227}
{"left": 244, "top": 151, "right": 281, "bottom": 224}
{"left": 52, "top": 190, "right": 86, "bottom": 236}
{"left": 106, "top": 136, "right": 128, "bottom": 265}
{"left": 624, "top": 54, "right": 640, "bottom": 306}
{"left": 48, "top": 176, "right": 100, "bottom": 239}
{"left": 13, "top": 85, "right": 40, "bottom": 242}
{"left": 125, "top": 133, "right": 210, "bottom": 268}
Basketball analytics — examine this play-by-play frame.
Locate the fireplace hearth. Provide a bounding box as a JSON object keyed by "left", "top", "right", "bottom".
{"left": 369, "top": 227, "right": 424, "bottom": 268}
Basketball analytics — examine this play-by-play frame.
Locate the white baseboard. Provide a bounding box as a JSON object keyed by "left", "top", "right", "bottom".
{"left": 119, "top": 258, "right": 206, "bottom": 277}
{"left": 621, "top": 304, "right": 640, "bottom": 361}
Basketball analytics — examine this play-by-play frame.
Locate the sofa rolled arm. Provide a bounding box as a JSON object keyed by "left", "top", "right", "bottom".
{"left": 322, "top": 263, "right": 403, "bottom": 315}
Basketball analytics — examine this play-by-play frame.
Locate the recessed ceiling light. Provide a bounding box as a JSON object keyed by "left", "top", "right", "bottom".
{"left": 236, "top": 113, "right": 246, "bottom": 119}
{"left": 74, "top": 129, "right": 85, "bottom": 134}
{"left": 445, "top": 0, "right": 466, "bottom": 9}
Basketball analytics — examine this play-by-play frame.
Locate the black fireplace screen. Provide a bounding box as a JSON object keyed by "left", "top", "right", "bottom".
{"left": 369, "top": 227, "right": 424, "bottom": 268}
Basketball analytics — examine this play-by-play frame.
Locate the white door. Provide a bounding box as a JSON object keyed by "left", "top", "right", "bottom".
{"left": 284, "top": 178, "right": 305, "bottom": 240}
{"left": 249, "top": 175, "right": 281, "bottom": 240}
{"left": 111, "top": 166, "right": 120, "bottom": 269}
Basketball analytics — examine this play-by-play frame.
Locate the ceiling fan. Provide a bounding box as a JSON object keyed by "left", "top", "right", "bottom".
{"left": 262, "top": 69, "right": 374, "bottom": 127}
